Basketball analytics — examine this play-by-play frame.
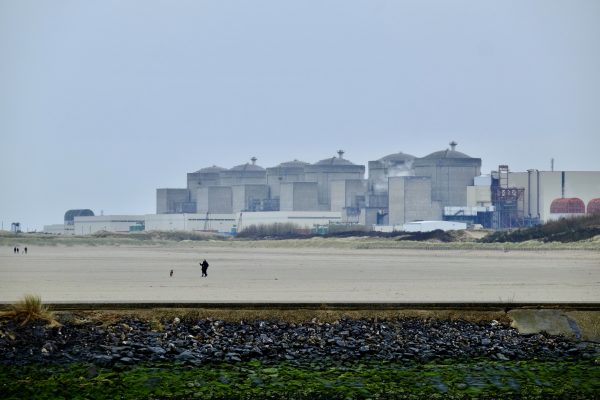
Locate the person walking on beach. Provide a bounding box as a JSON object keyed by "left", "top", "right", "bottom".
{"left": 200, "top": 259, "right": 209, "bottom": 277}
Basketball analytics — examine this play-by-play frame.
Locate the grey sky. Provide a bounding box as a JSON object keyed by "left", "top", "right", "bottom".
{"left": 1, "top": 0, "right": 599, "bottom": 231}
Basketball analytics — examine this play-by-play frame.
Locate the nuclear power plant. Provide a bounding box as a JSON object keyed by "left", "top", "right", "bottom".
{"left": 43, "top": 142, "right": 600, "bottom": 235}
{"left": 157, "top": 143, "right": 484, "bottom": 224}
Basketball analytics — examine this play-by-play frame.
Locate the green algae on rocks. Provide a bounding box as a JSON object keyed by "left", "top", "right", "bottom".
{"left": 1, "top": 359, "right": 598, "bottom": 399}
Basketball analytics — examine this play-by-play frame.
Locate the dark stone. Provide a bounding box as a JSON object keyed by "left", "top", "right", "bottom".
{"left": 148, "top": 346, "right": 166, "bottom": 355}
{"left": 92, "top": 355, "right": 113, "bottom": 367}
{"left": 1, "top": 315, "right": 596, "bottom": 367}
{"left": 175, "top": 350, "right": 196, "bottom": 361}
{"left": 226, "top": 352, "right": 242, "bottom": 362}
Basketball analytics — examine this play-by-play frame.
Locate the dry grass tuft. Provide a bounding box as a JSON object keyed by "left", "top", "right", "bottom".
{"left": 0, "top": 294, "right": 61, "bottom": 327}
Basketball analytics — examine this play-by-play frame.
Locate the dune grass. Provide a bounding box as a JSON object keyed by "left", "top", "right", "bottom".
{"left": 2, "top": 229, "right": 598, "bottom": 250}
{"left": 0, "top": 294, "right": 60, "bottom": 327}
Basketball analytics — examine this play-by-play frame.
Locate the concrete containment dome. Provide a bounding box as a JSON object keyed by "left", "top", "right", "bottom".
{"left": 422, "top": 149, "right": 473, "bottom": 159}
{"left": 587, "top": 198, "right": 600, "bottom": 214}
{"left": 277, "top": 159, "right": 310, "bottom": 168}
{"left": 412, "top": 142, "right": 482, "bottom": 208}
{"left": 421, "top": 140, "right": 473, "bottom": 159}
{"left": 230, "top": 163, "right": 265, "bottom": 171}
{"left": 379, "top": 151, "right": 415, "bottom": 164}
{"left": 314, "top": 157, "right": 355, "bottom": 166}
{"left": 267, "top": 159, "right": 309, "bottom": 177}
{"left": 220, "top": 158, "right": 267, "bottom": 186}
{"left": 194, "top": 165, "right": 227, "bottom": 173}
{"left": 314, "top": 150, "right": 358, "bottom": 166}
{"left": 229, "top": 157, "right": 265, "bottom": 172}
{"left": 550, "top": 198, "right": 585, "bottom": 214}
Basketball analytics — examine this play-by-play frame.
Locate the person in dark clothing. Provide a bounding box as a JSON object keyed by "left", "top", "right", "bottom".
{"left": 24, "top": 247, "right": 27, "bottom": 254}
{"left": 200, "top": 259, "right": 209, "bottom": 277}
{"left": 13, "top": 247, "right": 16, "bottom": 254}
{"left": 170, "top": 269, "right": 173, "bottom": 277}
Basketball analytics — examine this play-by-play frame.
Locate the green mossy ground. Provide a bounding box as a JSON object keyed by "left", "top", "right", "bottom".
{"left": 1, "top": 359, "right": 598, "bottom": 399}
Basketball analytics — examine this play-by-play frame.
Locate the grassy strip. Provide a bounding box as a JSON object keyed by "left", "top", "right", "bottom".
{"left": 1, "top": 359, "right": 598, "bottom": 399}
{"left": 2, "top": 234, "right": 599, "bottom": 250}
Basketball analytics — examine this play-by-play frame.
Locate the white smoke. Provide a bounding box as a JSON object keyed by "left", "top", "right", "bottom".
{"left": 372, "top": 160, "right": 414, "bottom": 193}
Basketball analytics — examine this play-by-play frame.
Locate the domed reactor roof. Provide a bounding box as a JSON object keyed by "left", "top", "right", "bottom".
{"left": 550, "top": 198, "right": 585, "bottom": 214}
{"left": 64, "top": 209, "right": 94, "bottom": 223}
{"left": 422, "top": 141, "right": 473, "bottom": 159}
{"left": 315, "top": 157, "right": 355, "bottom": 166}
{"left": 230, "top": 157, "right": 265, "bottom": 171}
{"left": 230, "top": 163, "right": 265, "bottom": 172}
{"left": 587, "top": 198, "right": 600, "bottom": 214}
{"left": 194, "top": 165, "right": 227, "bottom": 174}
{"left": 277, "top": 159, "right": 310, "bottom": 168}
{"left": 314, "top": 150, "right": 356, "bottom": 166}
{"left": 379, "top": 151, "right": 415, "bottom": 163}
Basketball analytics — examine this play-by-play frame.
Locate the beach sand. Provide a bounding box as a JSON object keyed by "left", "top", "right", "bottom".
{"left": 1, "top": 244, "right": 598, "bottom": 303}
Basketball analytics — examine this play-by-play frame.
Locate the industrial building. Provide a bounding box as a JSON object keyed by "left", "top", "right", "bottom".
{"left": 158, "top": 151, "right": 366, "bottom": 215}
{"left": 502, "top": 170, "right": 600, "bottom": 223}
{"left": 455, "top": 168, "right": 600, "bottom": 228}
{"left": 413, "top": 141, "right": 482, "bottom": 208}
{"left": 43, "top": 209, "right": 94, "bottom": 235}
{"left": 156, "top": 143, "right": 480, "bottom": 226}
{"left": 359, "top": 143, "right": 481, "bottom": 226}
{"left": 43, "top": 143, "right": 600, "bottom": 235}
{"left": 44, "top": 211, "right": 342, "bottom": 236}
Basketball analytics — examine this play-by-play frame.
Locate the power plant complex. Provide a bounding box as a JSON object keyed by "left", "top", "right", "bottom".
{"left": 44, "top": 142, "right": 600, "bottom": 235}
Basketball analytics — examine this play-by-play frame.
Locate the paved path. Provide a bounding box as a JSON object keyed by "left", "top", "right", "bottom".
{"left": 1, "top": 245, "right": 598, "bottom": 303}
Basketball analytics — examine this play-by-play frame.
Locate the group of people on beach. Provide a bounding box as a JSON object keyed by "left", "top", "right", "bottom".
{"left": 13, "top": 246, "right": 27, "bottom": 254}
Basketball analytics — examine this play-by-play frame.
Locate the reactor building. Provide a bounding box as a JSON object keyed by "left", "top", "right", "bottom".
{"left": 155, "top": 143, "right": 484, "bottom": 229}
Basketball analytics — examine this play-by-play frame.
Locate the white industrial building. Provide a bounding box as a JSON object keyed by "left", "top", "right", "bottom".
{"left": 45, "top": 211, "right": 343, "bottom": 236}
{"left": 373, "top": 221, "right": 467, "bottom": 233}
{"left": 507, "top": 170, "right": 600, "bottom": 222}
{"left": 459, "top": 169, "right": 600, "bottom": 228}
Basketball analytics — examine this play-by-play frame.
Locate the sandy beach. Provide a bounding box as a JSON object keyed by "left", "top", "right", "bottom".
{"left": 1, "top": 243, "right": 598, "bottom": 303}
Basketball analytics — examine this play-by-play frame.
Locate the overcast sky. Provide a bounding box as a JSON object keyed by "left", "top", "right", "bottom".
{"left": 1, "top": 0, "right": 599, "bottom": 231}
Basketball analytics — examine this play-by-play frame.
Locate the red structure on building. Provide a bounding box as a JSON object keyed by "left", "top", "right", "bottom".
{"left": 550, "top": 198, "right": 585, "bottom": 214}
{"left": 587, "top": 198, "right": 600, "bottom": 214}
